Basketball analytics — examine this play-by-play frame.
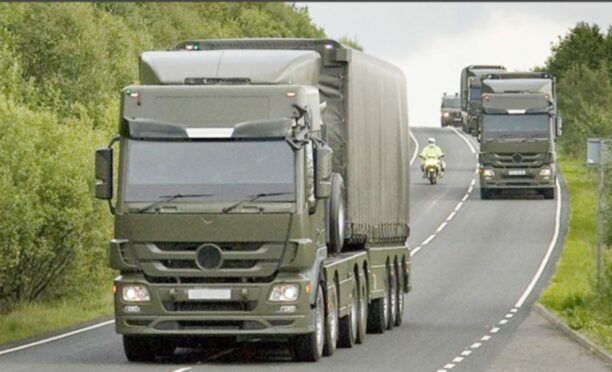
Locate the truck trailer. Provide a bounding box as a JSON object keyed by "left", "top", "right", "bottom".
{"left": 95, "top": 38, "right": 411, "bottom": 362}
{"left": 478, "top": 72, "right": 561, "bottom": 199}
{"left": 460, "top": 65, "right": 507, "bottom": 135}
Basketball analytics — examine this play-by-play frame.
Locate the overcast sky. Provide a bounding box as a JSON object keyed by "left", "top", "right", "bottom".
{"left": 297, "top": 2, "right": 612, "bottom": 127}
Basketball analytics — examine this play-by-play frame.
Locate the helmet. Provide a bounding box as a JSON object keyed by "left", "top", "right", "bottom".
{"left": 428, "top": 137, "right": 436, "bottom": 146}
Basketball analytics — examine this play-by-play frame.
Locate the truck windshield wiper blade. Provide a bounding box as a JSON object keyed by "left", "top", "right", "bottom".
{"left": 222, "top": 192, "right": 292, "bottom": 214}
{"left": 139, "top": 193, "right": 214, "bottom": 213}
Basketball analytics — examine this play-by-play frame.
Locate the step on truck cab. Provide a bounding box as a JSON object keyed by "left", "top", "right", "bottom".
{"left": 95, "top": 38, "right": 411, "bottom": 362}
{"left": 460, "top": 65, "right": 507, "bottom": 136}
{"left": 478, "top": 72, "right": 562, "bottom": 199}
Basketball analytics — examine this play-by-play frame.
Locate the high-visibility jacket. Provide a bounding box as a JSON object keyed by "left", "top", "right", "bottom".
{"left": 421, "top": 144, "right": 444, "bottom": 160}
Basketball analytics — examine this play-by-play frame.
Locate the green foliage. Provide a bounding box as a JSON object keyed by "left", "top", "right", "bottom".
{"left": 0, "top": 3, "right": 324, "bottom": 313}
{"left": 339, "top": 36, "right": 364, "bottom": 51}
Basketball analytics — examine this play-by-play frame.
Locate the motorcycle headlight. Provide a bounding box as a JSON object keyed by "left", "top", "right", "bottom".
{"left": 269, "top": 284, "right": 300, "bottom": 302}
{"left": 122, "top": 285, "right": 150, "bottom": 302}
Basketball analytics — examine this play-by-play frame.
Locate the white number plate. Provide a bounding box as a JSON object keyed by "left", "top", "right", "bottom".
{"left": 508, "top": 170, "right": 526, "bottom": 176}
{"left": 188, "top": 288, "right": 231, "bottom": 300}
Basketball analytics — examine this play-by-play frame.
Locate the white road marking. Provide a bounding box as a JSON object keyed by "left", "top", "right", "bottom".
{"left": 449, "top": 126, "right": 476, "bottom": 153}
{"left": 0, "top": 319, "right": 115, "bottom": 356}
{"left": 422, "top": 234, "right": 436, "bottom": 246}
{"left": 172, "top": 368, "right": 192, "bottom": 372}
{"left": 436, "top": 222, "right": 447, "bottom": 233}
{"left": 461, "top": 194, "right": 469, "bottom": 202}
{"left": 473, "top": 341, "right": 484, "bottom": 347}
{"left": 410, "top": 246, "right": 422, "bottom": 257}
{"left": 446, "top": 211, "right": 456, "bottom": 221}
{"left": 452, "top": 356, "right": 464, "bottom": 363}
{"left": 461, "top": 350, "right": 472, "bottom": 356}
{"left": 490, "top": 327, "right": 500, "bottom": 333}
{"left": 409, "top": 130, "right": 420, "bottom": 166}
{"left": 444, "top": 363, "right": 455, "bottom": 369}
{"left": 470, "top": 179, "right": 475, "bottom": 186}
{"left": 514, "top": 178, "right": 562, "bottom": 308}
{"left": 499, "top": 319, "right": 508, "bottom": 325}
{"left": 455, "top": 202, "right": 463, "bottom": 212}
{"left": 510, "top": 308, "right": 518, "bottom": 313}
{"left": 505, "top": 313, "right": 514, "bottom": 319}
{"left": 467, "top": 186, "right": 474, "bottom": 194}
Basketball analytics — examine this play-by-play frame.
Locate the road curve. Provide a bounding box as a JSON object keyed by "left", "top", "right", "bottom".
{"left": 0, "top": 127, "right": 606, "bottom": 372}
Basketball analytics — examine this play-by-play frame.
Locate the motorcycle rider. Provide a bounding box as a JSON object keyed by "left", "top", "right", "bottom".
{"left": 420, "top": 137, "right": 446, "bottom": 178}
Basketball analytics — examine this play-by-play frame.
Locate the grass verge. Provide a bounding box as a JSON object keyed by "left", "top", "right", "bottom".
{"left": 0, "top": 287, "right": 113, "bottom": 346}
{"left": 540, "top": 157, "right": 612, "bottom": 352}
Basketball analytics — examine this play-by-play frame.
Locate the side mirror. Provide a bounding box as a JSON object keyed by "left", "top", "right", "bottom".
{"left": 95, "top": 148, "right": 113, "bottom": 200}
{"left": 314, "top": 144, "right": 333, "bottom": 199}
{"left": 556, "top": 116, "right": 563, "bottom": 137}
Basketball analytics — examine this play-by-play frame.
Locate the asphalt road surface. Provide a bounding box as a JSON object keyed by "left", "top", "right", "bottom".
{"left": 0, "top": 127, "right": 609, "bottom": 372}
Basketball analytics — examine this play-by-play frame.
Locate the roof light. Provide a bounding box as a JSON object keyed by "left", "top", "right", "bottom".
{"left": 286, "top": 91, "right": 296, "bottom": 97}
{"left": 125, "top": 88, "right": 138, "bottom": 98}
{"left": 186, "top": 128, "right": 234, "bottom": 138}
{"left": 185, "top": 42, "right": 201, "bottom": 51}
{"left": 325, "top": 44, "right": 334, "bottom": 49}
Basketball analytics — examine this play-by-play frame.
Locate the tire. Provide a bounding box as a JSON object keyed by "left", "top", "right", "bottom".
{"left": 387, "top": 265, "right": 397, "bottom": 330}
{"left": 356, "top": 277, "right": 368, "bottom": 344}
{"left": 328, "top": 173, "right": 346, "bottom": 254}
{"left": 367, "top": 297, "right": 386, "bottom": 334}
{"left": 394, "top": 263, "right": 405, "bottom": 327}
{"left": 123, "top": 335, "right": 175, "bottom": 362}
{"left": 338, "top": 280, "right": 359, "bottom": 348}
{"left": 323, "top": 282, "right": 339, "bottom": 357}
{"left": 480, "top": 187, "right": 492, "bottom": 200}
{"left": 542, "top": 188, "right": 555, "bottom": 200}
{"left": 289, "top": 283, "right": 325, "bottom": 362}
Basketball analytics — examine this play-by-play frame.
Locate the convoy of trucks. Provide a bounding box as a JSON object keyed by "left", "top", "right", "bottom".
{"left": 460, "top": 65, "right": 507, "bottom": 135}
{"left": 477, "top": 72, "right": 561, "bottom": 199}
{"left": 440, "top": 92, "right": 462, "bottom": 127}
{"left": 95, "top": 38, "right": 411, "bottom": 362}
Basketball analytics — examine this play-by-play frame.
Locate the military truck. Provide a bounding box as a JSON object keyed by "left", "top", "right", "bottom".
{"left": 478, "top": 72, "right": 561, "bottom": 199}
{"left": 460, "top": 65, "right": 507, "bottom": 135}
{"left": 95, "top": 38, "right": 411, "bottom": 362}
{"left": 440, "top": 92, "right": 461, "bottom": 127}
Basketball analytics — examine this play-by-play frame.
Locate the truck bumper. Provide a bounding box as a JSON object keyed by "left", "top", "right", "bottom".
{"left": 114, "top": 273, "right": 314, "bottom": 339}
{"left": 479, "top": 169, "right": 555, "bottom": 190}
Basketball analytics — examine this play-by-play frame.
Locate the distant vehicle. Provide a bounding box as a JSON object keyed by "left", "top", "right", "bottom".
{"left": 95, "top": 38, "right": 412, "bottom": 363}
{"left": 460, "top": 65, "right": 507, "bottom": 135}
{"left": 440, "top": 93, "right": 461, "bottom": 127}
{"left": 478, "top": 72, "right": 561, "bottom": 199}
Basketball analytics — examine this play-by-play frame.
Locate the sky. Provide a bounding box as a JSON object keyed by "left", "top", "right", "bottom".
{"left": 297, "top": 2, "right": 612, "bottom": 127}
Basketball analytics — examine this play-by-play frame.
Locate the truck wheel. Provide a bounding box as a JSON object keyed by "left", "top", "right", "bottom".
{"left": 123, "top": 335, "right": 175, "bottom": 362}
{"left": 542, "top": 188, "right": 555, "bottom": 200}
{"left": 338, "top": 281, "right": 358, "bottom": 348}
{"left": 387, "top": 265, "right": 397, "bottom": 330}
{"left": 323, "top": 282, "right": 339, "bottom": 357}
{"left": 329, "top": 173, "right": 345, "bottom": 254}
{"left": 394, "top": 264, "right": 405, "bottom": 327}
{"left": 356, "top": 279, "right": 368, "bottom": 344}
{"left": 289, "top": 283, "right": 325, "bottom": 362}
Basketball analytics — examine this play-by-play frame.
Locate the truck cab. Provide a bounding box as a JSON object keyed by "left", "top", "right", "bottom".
{"left": 440, "top": 93, "right": 461, "bottom": 127}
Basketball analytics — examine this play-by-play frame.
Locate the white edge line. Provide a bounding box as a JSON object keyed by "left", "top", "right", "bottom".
{"left": 409, "top": 130, "right": 420, "bottom": 166}
{"left": 422, "top": 234, "right": 436, "bottom": 246}
{"left": 173, "top": 368, "right": 193, "bottom": 372}
{"left": 514, "top": 178, "right": 562, "bottom": 308}
{"left": 447, "top": 211, "right": 456, "bottom": 221}
{"left": 436, "top": 222, "right": 447, "bottom": 233}
{"left": 410, "top": 246, "right": 422, "bottom": 257}
{"left": 0, "top": 319, "right": 115, "bottom": 356}
{"left": 449, "top": 126, "right": 476, "bottom": 154}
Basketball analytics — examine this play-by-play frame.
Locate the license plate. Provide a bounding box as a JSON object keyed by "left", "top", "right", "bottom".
{"left": 188, "top": 288, "right": 231, "bottom": 300}
{"left": 508, "top": 170, "right": 526, "bottom": 176}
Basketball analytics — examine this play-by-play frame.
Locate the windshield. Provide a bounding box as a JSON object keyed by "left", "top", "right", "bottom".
{"left": 482, "top": 114, "right": 550, "bottom": 139}
{"left": 469, "top": 86, "right": 482, "bottom": 101}
{"left": 442, "top": 98, "right": 460, "bottom": 108}
{"left": 124, "top": 140, "right": 295, "bottom": 202}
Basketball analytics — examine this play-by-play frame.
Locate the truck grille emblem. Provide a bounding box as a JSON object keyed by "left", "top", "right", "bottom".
{"left": 195, "top": 244, "right": 223, "bottom": 270}
{"left": 512, "top": 153, "right": 523, "bottom": 163}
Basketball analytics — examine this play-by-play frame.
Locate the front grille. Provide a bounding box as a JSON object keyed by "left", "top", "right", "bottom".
{"left": 160, "top": 260, "right": 258, "bottom": 270}
{"left": 491, "top": 153, "right": 546, "bottom": 168}
{"left": 155, "top": 320, "right": 265, "bottom": 331}
{"left": 156, "top": 242, "right": 263, "bottom": 252}
{"left": 163, "top": 301, "right": 257, "bottom": 312}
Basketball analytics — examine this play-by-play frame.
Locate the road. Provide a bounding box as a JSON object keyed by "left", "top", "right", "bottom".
{"left": 0, "top": 127, "right": 608, "bottom": 371}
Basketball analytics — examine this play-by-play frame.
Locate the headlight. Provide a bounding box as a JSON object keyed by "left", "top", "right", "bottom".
{"left": 269, "top": 284, "right": 300, "bottom": 302}
{"left": 443, "top": 112, "right": 450, "bottom": 118}
{"left": 539, "top": 167, "right": 553, "bottom": 177}
{"left": 482, "top": 169, "right": 495, "bottom": 177}
{"left": 122, "top": 285, "right": 150, "bottom": 302}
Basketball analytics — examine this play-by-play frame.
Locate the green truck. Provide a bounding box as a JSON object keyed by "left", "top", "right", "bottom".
{"left": 478, "top": 72, "right": 561, "bottom": 199}
{"left": 95, "top": 38, "right": 411, "bottom": 362}
{"left": 460, "top": 65, "right": 507, "bottom": 135}
{"left": 440, "top": 92, "right": 461, "bottom": 127}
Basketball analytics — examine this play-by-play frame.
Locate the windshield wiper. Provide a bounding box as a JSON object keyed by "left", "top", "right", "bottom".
{"left": 222, "top": 192, "right": 293, "bottom": 213}
{"left": 139, "top": 193, "right": 214, "bottom": 213}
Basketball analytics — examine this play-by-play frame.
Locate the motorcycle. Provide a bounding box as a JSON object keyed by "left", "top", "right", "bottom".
{"left": 419, "top": 154, "right": 444, "bottom": 185}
